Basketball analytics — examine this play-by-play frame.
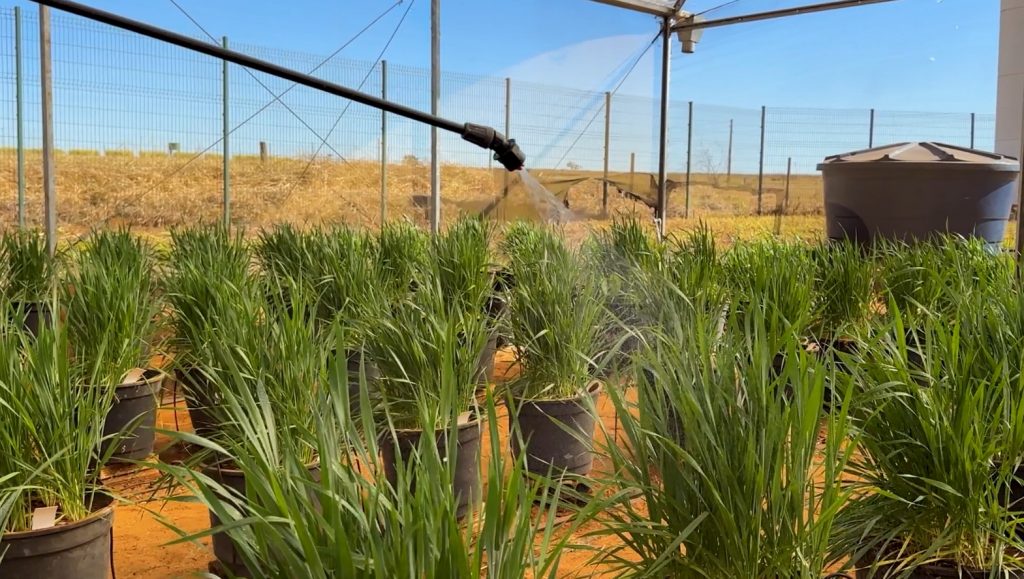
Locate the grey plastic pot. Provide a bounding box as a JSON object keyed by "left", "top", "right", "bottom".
{"left": 101, "top": 369, "right": 166, "bottom": 462}
{"left": 509, "top": 381, "right": 602, "bottom": 478}
{"left": 474, "top": 332, "right": 499, "bottom": 387}
{"left": 0, "top": 493, "right": 114, "bottom": 579}
{"left": 202, "top": 462, "right": 321, "bottom": 578}
{"left": 380, "top": 417, "right": 482, "bottom": 519}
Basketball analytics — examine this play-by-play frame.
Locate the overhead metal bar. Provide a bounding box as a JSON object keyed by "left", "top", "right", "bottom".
{"left": 28, "top": 0, "right": 526, "bottom": 171}
{"left": 588, "top": 0, "right": 678, "bottom": 17}
{"left": 673, "top": 0, "right": 898, "bottom": 32}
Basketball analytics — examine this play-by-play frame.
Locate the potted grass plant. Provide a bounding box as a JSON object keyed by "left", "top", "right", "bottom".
{"left": 314, "top": 226, "right": 385, "bottom": 394}
{"left": 168, "top": 277, "right": 326, "bottom": 577}
{"left": 834, "top": 307, "right": 1024, "bottom": 578}
{"left": 810, "top": 239, "right": 875, "bottom": 353}
{"left": 65, "top": 229, "right": 162, "bottom": 462}
{"left": 587, "top": 218, "right": 665, "bottom": 372}
{"left": 0, "top": 302, "right": 118, "bottom": 578}
{"left": 502, "top": 222, "right": 607, "bottom": 481}
{"left": 253, "top": 223, "right": 319, "bottom": 315}
{"left": 592, "top": 292, "right": 856, "bottom": 578}
{"left": 722, "top": 239, "right": 815, "bottom": 376}
{"left": 164, "top": 225, "right": 254, "bottom": 438}
{"left": 149, "top": 341, "right": 584, "bottom": 577}
{"left": 369, "top": 218, "right": 493, "bottom": 518}
{"left": 0, "top": 230, "right": 57, "bottom": 337}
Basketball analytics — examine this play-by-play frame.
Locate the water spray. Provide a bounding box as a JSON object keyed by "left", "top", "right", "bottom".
{"left": 30, "top": 0, "right": 527, "bottom": 172}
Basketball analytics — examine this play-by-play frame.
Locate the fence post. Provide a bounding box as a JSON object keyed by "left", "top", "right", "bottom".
{"left": 685, "top": 101, "right": 693, "bottom": 219}
{"left": 757, "top": 105, "right": 765, "bottom": 215}
{"left": 15, "top": 6, "right": 24, "bottom": 229}
{"left": 503, "top": 77, "right": 511, "bottom": 197}
{"left": 380, "top": 60, "right": 388, "bottom": 225}
{"left": 39, "top": 5, "right": 55, "bottom": 255}
{"left": 970, "top": 112, "right": 976, "bottom": 149}
{"left": 602, "top": 91, "right": 611, "bottom": 213}
{"left": 868, "top": 108, "right": 875, "bottom": 148}
{"left": 774, "top": 157, "right": 792, "bottom": 236}
{"left": 221, "top": 36, "right": 230, "bottom": 229}
{"left": 726, "top": 118, "right": 733, "bottom": 185}
{"left": 629, "top": 152, "right": 635, "bottom": 193}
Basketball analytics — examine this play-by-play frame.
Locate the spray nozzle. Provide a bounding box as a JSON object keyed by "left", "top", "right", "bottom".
{"left": 461, "top": 123, "right": 526, "bottom": 172}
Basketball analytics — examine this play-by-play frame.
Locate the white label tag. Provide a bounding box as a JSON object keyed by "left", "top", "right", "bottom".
{"left": 121, "top": 368, "right": 146, "bottom": 384}
{"left": 31, "top": 506, "right": 58, "bottom": 530}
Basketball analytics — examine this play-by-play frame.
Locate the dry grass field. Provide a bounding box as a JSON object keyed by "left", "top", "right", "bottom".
{"left": 0, "top": 150, "right": 827, "bottom": 242}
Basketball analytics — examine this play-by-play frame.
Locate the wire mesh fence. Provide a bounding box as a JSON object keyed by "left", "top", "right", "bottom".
{"left": 0, "top": 6, "right": 1002, "bottom": 236}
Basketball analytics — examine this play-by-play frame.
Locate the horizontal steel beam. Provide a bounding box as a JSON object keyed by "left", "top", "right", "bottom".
{"left": 588, "top": 0, "right": 679, "bottom": 17}
{"left": 673, "top": 0, "right": 898, "bottom": 32}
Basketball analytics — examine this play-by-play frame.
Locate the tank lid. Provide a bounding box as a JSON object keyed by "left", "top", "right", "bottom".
{"left": 818, "top": 142, "right": 1020, "bottom": 171}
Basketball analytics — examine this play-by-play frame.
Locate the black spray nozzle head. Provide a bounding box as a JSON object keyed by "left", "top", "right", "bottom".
{"left": 461, "top": 123, "right": 526, "bottom": 172}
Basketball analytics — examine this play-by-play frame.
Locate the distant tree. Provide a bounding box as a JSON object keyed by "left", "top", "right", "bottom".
{"left": 402, "top": 154, "right": 422, "bottom": 167}
{"left": 566, "top": 161, "right": 581, "bottom": 171}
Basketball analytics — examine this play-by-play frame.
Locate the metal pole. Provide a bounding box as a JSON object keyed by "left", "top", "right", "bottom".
{"left": 602, "top": 91, "right": 611, "bottom": 213}
{"left": 655, "top": 17, "right": 671, "bottom": 238}
{"left": 673, "top": 0, "right": 899, "bottom": 32}
{"left": 685, "top": 100, "right": 693, "bottom": 219}
{"left": 1015, "top": 88, "right": 1024, "bottom": 262}
{"left": 503, "top": 77, "right": 511, "bottom": 197}
{"left": 380, "top": 60, "right": 388, "bottom": 225}
{"left": 970, "top": 112, "right": 976, "bottom": 149}
{"left": 222, "top": 36, "right": 230, "bottom": 229}
{"left": 15, "top": 6, "right": 25, "bottom": 229}
{"left": 774, "top": 157, "right": 792, "bottom": 236}
{"left": 726, "top": 118, "right": 733, "bottom": 184}
{"left": 757, "top": 105, "right": 766, "bottom": 215}
{"left": 39, "top": 5, "right": 55, "bottom": 255}
{"left": 629, "top": 152, "right": 635, "bottom": 192}
{"left": 868, "top": 108, "right": 875, "bottom": 148}
{"left": 429, "top": 0, "right": 440, "bottom": 234}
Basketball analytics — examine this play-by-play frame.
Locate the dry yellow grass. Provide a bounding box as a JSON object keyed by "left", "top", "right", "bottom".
{"left": 0, "top": 151, "right": 826, "bottom": 242}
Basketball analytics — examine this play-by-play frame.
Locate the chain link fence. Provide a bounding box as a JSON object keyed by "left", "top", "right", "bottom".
{"left": 0, "top": 7, "right": 999, "bottom": 235}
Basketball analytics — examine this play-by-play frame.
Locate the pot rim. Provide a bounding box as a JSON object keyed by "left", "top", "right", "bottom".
{"left": 201, "top": 459, "right": 322, "bottom": 477}
{"left": 511, "top": 380, "right": 603, "bottom": 404}
{"left": 383, "top": 410, "right": 485, "bottom": 435}
{"left": 114, "top": 368, "right": 166, "bottom": 390}
{"left": 1, "top": 495, "right": 114, "bottom": 540}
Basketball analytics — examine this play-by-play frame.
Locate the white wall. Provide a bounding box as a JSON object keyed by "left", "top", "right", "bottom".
{"left": 996, "top": 0, "right": 1024, "bottom": 157}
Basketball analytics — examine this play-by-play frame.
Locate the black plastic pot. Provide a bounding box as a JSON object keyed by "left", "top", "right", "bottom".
{"left": 854, "top": 555, "right": 1024, "bottom": 578}
{"left": 101, "top": 369, "right": 166, "bottom": 462}
{"left": 202, "top": 462, "right": 321, "bottom": 578}
{"left": 9, "top": 301, "right": 51, "bottom": 338}
{"left": 175, "top": 366, "right": 220, "bottom": 439}
{"left": 0, "top": 493, "right": 114, "bottom": 579}
{"left": 510, "top": 381, "right": 602, "bottom": 478}
{"left": 380, "top": 418, "right": 482, "bottom": 519}
{"left": 346, "top": 349, "right": 379, "bottom": 412}
{"left": 640, "top": 367, "right": 684, "bottom": 446}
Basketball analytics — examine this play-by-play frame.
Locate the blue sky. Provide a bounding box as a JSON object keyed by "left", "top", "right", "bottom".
{"left": 5, "top": 0, "right": 999, "bottom": 111}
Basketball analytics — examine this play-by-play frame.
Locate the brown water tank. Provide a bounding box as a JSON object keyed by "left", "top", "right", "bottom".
{"left": 818, "top": 142, "right": 1020, "bottom": 247}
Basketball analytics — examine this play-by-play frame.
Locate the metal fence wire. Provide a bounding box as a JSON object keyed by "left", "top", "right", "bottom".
{"left": 0, "top": 7, "right": 999, "bottom": 232}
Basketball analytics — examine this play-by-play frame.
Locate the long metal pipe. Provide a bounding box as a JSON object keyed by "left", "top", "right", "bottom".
{"left": 673, "top": 0, "right": 898, "bottom": 31}
{"left": 30, "top": 0, "right": 465, "bottom": 136}
{"left": 656, "top": 16, "right": 671, "bottom": 238}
